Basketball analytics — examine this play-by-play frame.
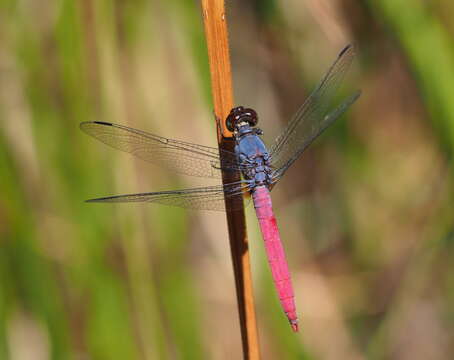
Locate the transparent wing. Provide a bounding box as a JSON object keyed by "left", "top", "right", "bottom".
{"left": 269, "top": 45, "right": 360, "bottom": 180}
{"left": 80, "top": 121, "right": 242, "bottom": 178}
{"left": 85, "top": 182, "right": 252, "bottom": 211}
{"left": 271, "top": 91, "right": 360, "bottom": 181}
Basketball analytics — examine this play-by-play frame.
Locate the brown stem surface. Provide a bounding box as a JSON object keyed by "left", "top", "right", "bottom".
{"left": 200, "top": 1, "right": 261, "bottom": 359}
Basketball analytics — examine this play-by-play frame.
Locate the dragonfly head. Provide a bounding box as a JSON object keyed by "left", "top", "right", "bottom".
{"left": 226, "top": 106, "right": 258, "bottom": 133}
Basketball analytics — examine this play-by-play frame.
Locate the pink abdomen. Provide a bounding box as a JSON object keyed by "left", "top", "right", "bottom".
{"left": 252, "top": 186, "right": 298, "bottom": 331}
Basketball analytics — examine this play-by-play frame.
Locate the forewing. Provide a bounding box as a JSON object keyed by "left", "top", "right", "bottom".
{"left": 80, "top": 121, "right": 241, "bottom": 178}
{"left": 271, "top": 91, "right": 360, "bottom": 181}
{"left": 269, "top": 45, "right": 359, "bottom": 180}
{"left": 85, "top": 182, "right": 252, "bottom": 211}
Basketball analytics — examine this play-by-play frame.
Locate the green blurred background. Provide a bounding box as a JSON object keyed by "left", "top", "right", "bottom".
{"left": 1, "top": 0, "right": 454, "bottom": 359}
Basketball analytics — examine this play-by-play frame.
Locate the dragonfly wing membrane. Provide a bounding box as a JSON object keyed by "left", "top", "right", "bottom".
{"left": 270, "top": 45, "right": 360, "bottom": 180}
{"left": 272, "top": 90, "right": 361, "bottom": 180}
{"left": 86, "top": 182, "right": 251, "bottom": 211}
{"left": 80, "top": 121, "right": 240, "bottom": 178}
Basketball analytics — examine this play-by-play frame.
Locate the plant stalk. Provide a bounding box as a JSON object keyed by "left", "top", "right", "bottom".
{"left": 200, "top": 1, "right": 261, "bottom": 359}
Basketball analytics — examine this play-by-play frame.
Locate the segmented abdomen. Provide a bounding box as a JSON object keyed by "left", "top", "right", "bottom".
{"left": 252, "top": 186, "right": 298, "bottom": 331}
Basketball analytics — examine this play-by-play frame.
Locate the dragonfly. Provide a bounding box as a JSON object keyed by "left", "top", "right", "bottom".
{"left": 81, "top": 45, "right": 360, "bottom": 332}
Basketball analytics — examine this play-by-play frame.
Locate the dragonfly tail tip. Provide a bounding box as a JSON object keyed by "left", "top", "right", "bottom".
{"left": 290, "top": 319, "right": 299, "bottom": 332}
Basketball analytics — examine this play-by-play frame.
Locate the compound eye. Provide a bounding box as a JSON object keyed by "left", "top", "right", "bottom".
{"left": 225, "top": 106, "right": 257, "bottom": 132}
{"left": 226, "top": 115, "right": 235, "bottom": 132}
{"left": 246, "top": 109, "right": 258, "bottom": 127}
{"left": 226, "top": 109, "right": 239, "bottom": 132}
